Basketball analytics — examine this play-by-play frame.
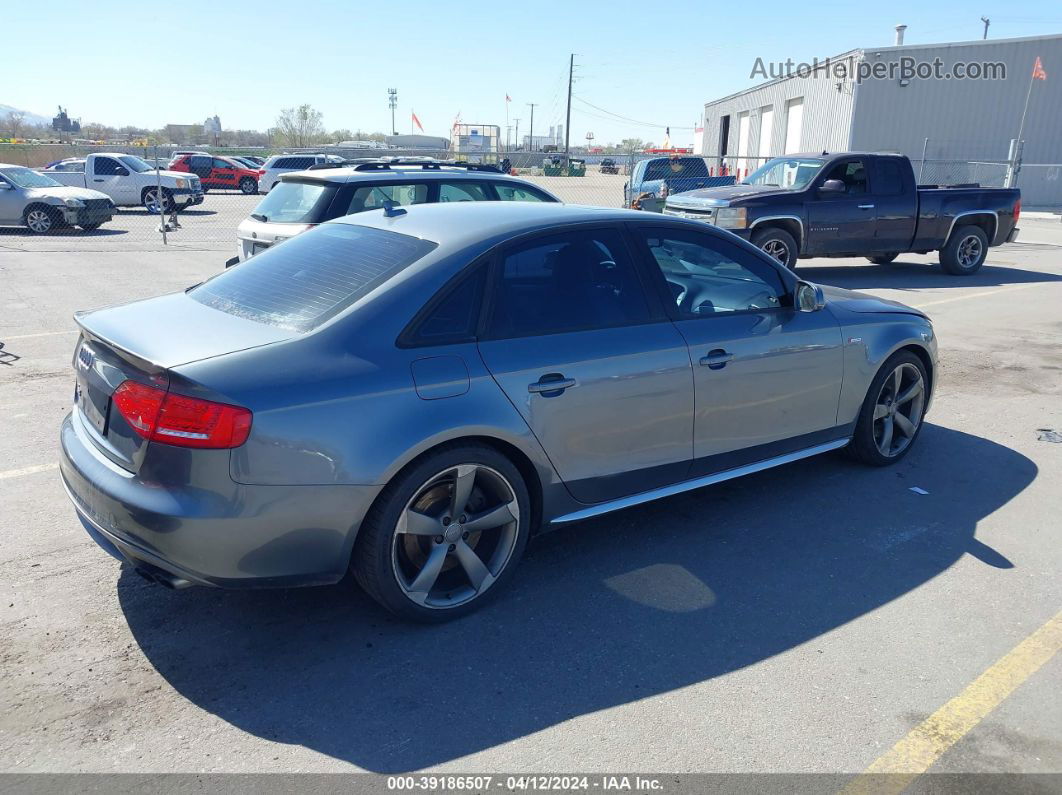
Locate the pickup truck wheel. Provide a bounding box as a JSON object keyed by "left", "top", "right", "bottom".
{"left": 868, "top": 253, "right": 899, "bottom": 265}
{"left": 940, "top": 225, "right": 988, "bottom": 275}
{"left": 142, "top": 188, "right": 174, "bottom": 214}
{"left": 24, "top": 206, "right": 59, "bottom": 234}
{"left": 751, "top": 227, "right": 798, "bottom": 270}
{"left": 239, "top": 178, "right": 258, "bottom": 195}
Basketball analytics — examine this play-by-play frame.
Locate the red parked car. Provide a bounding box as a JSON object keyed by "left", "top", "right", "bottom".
{"left": 169, "top": 154, "right": 262, "bottom": 194}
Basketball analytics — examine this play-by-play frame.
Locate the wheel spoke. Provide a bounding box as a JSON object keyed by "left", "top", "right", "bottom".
{"left": 879, "top": 417, "right": 894, "bottom": 453}
{"left": 891, "top": 367, "right": 902, "bottom": 397}
{"left": 873, "top": 403, "right": 890, "bottom": 420}
{"left": 399, "top": 509, "right": 442, "bottom": 536}
{"left": 450, "top": 465, "right": 477, "bottom": 517}
{"left": 896, "top": 379, "right": 923, "bottom": 405}
{"left": 462, "top": 502, "right": 516, "bottom": 533}
{"left": 408, "top": 543, "right": 448, "bottom": 595}
{"left": 454, "top": 540, "right": 493, "bottom": 591}
{"left": 894, "top": 412, "right": 917, "bottom": 438}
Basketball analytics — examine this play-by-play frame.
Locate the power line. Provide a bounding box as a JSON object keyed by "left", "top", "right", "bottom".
{"left": 572, "top": 96, "right": 694, "bottom": 130}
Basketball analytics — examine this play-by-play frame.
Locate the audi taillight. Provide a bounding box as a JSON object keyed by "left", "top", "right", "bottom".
{"left": 112, "top": 381, "right": 252, "bottom": 449}
{"left": 1014, "top": 199, "right": 1021, "bottom": 222}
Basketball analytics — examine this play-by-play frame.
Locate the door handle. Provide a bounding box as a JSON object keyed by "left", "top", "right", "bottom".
{"left": 528, "top": 375, "right": 577, "bottom": 395}
{"left": 93, "top": 179, "right": 105, "bottom": 182}
{"left": 699, "top": 349, "right": 734, "bottom": 370}
{"left": 858, "top": 203, "right": 875, "bottom": 209}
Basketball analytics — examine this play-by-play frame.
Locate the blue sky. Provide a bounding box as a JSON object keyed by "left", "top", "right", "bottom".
{"left": 5, "top": 1, "right": 1061, "bottom": 145}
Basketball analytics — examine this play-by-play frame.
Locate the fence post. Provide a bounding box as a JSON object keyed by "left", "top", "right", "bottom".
{"left": 1005, "top": 138, "right": 1022, "bottom": 188}
{"left": 155, "top": 144, "right": 166, "bottom": 245}
{"left": 918, "top": 137, "right": 929, "bottom": 183}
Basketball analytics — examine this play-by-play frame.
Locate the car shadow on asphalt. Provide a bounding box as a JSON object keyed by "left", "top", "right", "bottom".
{"left": 0, "top": 227, "right": 128, "bottom": 238}
{"left": 797, "top": 260, "right": 1062, "bottom": 291}
{"left": 117, "top": 423, "right": 1033, "bottom": 772}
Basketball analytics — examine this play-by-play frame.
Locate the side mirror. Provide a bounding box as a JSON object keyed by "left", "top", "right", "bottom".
{"left": 0, "top": 182, "right": 12, "bottom": 190}
{"left": 116, "top": 167, "right": 129, "bottom": 177}
{"left": 818, "top": 179, "right": 845, "bottom": 195}
{"left": 796, "top": 281, "right": 825, "bottom": 312}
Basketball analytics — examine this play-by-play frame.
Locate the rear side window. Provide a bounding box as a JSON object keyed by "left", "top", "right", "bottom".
{"left": 345, "top": 183, "right": 428, "bottom": 214}
{"left": 190, "top": 225, "right": 438, "bottom": 332}
{"left": 252, "top": 180, "right": 334, "bottom": 223}
{"left": 486, "top": 229, "right": 651, "bottom": 339}
{"left": 438, "top": 182, "right": 490, "bottom": 202}
{"left": 876, "top": 159, "right": 905, "bottom": 195}
{"left": 190, "top": 155, "right": 211, "bottom": 170}
{"left": 273, "top": 158, "right": 294, "bottom": 169}
{"left": 406, "top": 267, "right": 487, "bottom": 344}
{"left": 493, "top": 183, "right": 553, "bottom": 202}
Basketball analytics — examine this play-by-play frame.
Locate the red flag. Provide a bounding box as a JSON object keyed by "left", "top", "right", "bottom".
{"left": 505, "top": 94, "right": 512, "bottom": 102}
{"left": 1032, "top": 56, "right": 1047, "bottom": 80}
{"left": 412, "top": 111, "right": 424, "bottom": 132}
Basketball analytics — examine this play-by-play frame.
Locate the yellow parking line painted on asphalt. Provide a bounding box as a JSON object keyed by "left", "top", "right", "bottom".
{"left": 912, "top": 282, "right": 1044, "bottom": 309}
{"left": 842, "top": 608, "right": 1062, "bottom": 795}
{"left": 0, "top": 463, "right": 59, "bottom": 480}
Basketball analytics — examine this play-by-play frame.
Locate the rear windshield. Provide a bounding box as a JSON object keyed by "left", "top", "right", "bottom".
{"left": 189, "top": 224, "right": 438, "bottom": 332}
{"left": 643, "top": 158, "right": 709, "bottom": 181}
{"left": 250, "top": 180, "right": 334, "bottom": 223}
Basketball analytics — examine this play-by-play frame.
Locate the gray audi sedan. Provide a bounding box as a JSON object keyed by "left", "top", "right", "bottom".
{"left": 60, "top": 202, "right": 936, "bottom": 621}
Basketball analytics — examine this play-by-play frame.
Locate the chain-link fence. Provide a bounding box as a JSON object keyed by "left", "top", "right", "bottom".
{"left": 1, "top": 142, "right": 1056, "bottom": 254}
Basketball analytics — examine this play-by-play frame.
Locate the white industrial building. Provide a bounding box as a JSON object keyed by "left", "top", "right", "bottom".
{"left": 699, "top": 31, "right": 1062, "bottom": 205}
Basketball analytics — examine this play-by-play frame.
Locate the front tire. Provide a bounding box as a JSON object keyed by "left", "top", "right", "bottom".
{"left": 751, "top": 227, "right": 798, "bottom": 270}
{"left": 939, "top": 224, "right": 988, "bottom": 275}
{"left": 142, "top": 187, "right": 174, "bottom": 214}
{"left": 239, "top": 177, "right": 258, "bottom": 195}
{"left": 352, "top": 443, "right": 531, "bottom": 622}
{"left": 846, "top": 351, "right": 929, "bottom": 466}
{"left": 24, "top": 206, "right": 59, "bottom": 234}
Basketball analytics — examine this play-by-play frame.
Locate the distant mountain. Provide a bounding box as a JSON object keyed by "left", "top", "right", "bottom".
{"left": 0, "top": 104, "right": 53, "bottom": 127}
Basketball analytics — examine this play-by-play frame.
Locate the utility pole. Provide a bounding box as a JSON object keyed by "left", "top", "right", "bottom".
{"left": 514, "top": 118, "right": 521, "bottom": 151}
{"left": 526, "top": 103, "right": 538, "bottom": 151}
{"left": 564, "top": 53, "right": 574, "bottom": 161}
{"left": 981, "top": 17, "right": 990, "bottom": 39}
{"left": 388, "top": 88, "right": 398, "bottom": 135}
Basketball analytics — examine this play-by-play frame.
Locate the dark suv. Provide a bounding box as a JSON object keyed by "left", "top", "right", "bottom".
{"left": 233, "top": 161, "right": 561, "bottom": 261}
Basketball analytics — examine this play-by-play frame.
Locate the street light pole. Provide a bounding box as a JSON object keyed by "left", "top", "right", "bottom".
{"left": 527, "top": 103, "right": 537, "bottom": 151}
{"left": 388, "top": 88, "right": 398, "bottom": 135}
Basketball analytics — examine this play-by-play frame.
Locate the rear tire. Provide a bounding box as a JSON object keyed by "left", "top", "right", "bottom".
{"left": 751, "top": 227, "right": 798, "bottom": 270}
{"left": 939, "top": 224, "right": 988, "bottom": 275}
{"left": 352, "top": 443, "right": 531, "bottom": 622}
{"left": 846, "top": 351, "right": 929, "bottom": 466}
{"left": 239, "top": 177, "right": 258, "bottom": 194}
{"left": 868, "top": 253, "right": 899, "bottom": 265}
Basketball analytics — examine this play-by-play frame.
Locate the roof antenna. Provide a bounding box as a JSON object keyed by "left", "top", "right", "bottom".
{"left": 382, "top": 200, "right": 407, "bottom": 218}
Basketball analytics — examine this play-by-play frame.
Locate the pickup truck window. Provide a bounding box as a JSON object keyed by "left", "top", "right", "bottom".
{"left": 876, "top": 160, "right": 905, "bottom": 195}
{"left": 820, "top": 160, "right": 868, "bottom": 194}
{"left": 93, "top": 158, "right": 124, "bottom": 176}
{"left": 644, "top": 158, "right": 709, "bottom": 182}
{"left": 743, "top": 157, "right": 824, "bottom": 190}
{"left": 3, "top": 167, "right": 64, "bottom": 189}
{"left": 118, "top": 156, "right": 156, "bottom": 173}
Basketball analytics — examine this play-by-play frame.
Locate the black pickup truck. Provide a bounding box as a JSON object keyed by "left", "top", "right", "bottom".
{"left": 662, "top": 152, "right": 1021, "bottom": 275}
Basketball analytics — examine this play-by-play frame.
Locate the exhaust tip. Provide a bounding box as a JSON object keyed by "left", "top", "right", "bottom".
{"left": 134, "top": 564, "right": 193, "bottom": 590}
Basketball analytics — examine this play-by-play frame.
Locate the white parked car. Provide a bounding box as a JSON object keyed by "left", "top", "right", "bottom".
{"left": 41, "top": 153, "right": 204, "bottom": 213}
{"left": 0, "top": 163, "right": 115, "bottom": 233}
{"left": 257, "top": 153, "right": 345, "bottom": 193}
